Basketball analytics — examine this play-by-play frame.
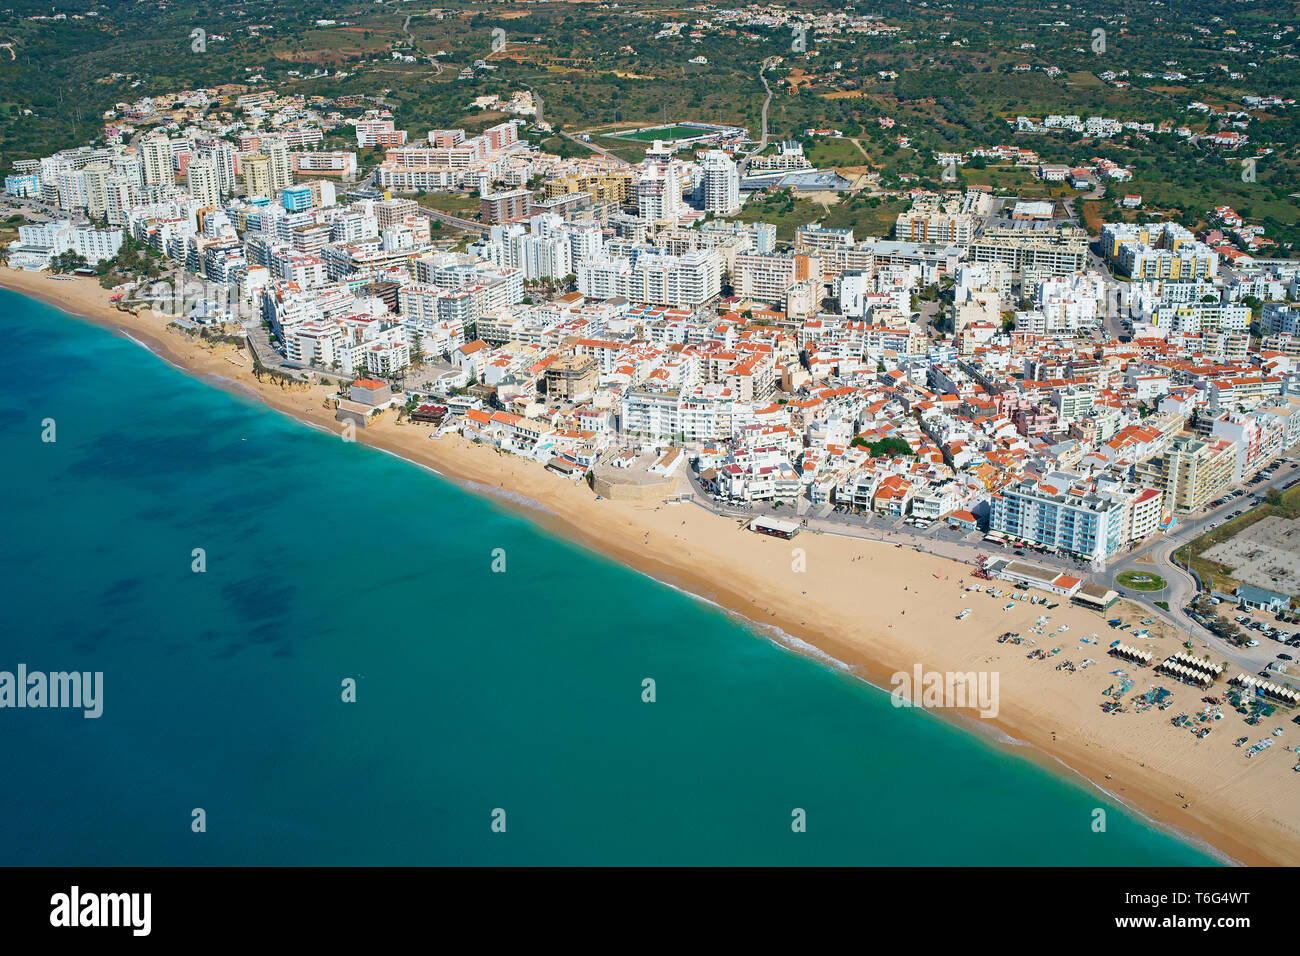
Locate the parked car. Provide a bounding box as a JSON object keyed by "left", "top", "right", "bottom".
{"left": 1279, "top": 653, "right": 1293, "bottom": 661}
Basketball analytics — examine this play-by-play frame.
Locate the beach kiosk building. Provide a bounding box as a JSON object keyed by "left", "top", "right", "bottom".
{"left": 1072, "top": 583, "right": 1119, "bottom": 611}
{"left": 1235, "top": 584, "right": 1289, "bottom": 613}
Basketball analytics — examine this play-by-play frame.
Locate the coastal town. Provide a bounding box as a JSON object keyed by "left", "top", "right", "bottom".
{"left": 3, "top": 10, "right": 1300, "bottom": 869}
{"left": 8, "top": 84, "right": 1300, "bottom": 618}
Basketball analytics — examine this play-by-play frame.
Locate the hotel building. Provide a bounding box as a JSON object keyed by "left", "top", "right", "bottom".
{"left": 989, "top": 474, "right": 1125, "bottom": 561}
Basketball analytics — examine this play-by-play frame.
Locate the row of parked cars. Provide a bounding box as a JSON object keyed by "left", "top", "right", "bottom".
{"left": 1201, "top": 459, "right": 1300, "bottom": 525}
{"left": 1233, "top": 615, "right": 1300, "bottom": 649}
{"left": 1208, "top": 488, "right": 1248, "bottom": 511}
{"left": 1246, "top": 458, "right": 1300, "bottom": 489}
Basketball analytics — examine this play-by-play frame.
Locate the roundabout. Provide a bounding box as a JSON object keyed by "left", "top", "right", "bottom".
{"left": 1116, "top": 570, "right": 1169, "bottom": 592}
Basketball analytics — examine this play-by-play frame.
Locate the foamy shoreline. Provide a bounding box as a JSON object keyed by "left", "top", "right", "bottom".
{"left": 5, "top": 268, "right": 1295, "bottom": 867}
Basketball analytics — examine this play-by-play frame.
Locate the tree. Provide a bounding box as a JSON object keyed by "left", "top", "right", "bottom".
{"left": 850, "top": 436, "right": 914, "bottom": 457}
{"left": 49, "top": 250, "right": 89, "bottom": 273}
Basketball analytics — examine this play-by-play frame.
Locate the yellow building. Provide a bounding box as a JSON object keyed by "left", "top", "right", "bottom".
{"left": 1134, "top": 434, "right": 1238, "bottom": 514}
{"left": 242, "top": 153, "right": 273, "bottom": 198}
{"left": 544, "top": 170, "right": 634, "bottom": 203}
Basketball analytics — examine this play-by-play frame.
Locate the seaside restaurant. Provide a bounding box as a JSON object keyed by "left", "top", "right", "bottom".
{"left": 749, "top": 516, "right": 801, "bottom": 540}
{"left": 1072, "top": 583, "right": 1119, "bottom": 611}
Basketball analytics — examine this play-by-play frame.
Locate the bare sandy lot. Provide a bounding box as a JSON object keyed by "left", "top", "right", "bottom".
{"left": 1204, "top": 515, "right": 1300, "bottom": 596}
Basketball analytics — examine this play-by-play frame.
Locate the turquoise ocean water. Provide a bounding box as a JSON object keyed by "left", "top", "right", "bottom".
{"left": 0, "top": 288, "right": 1214, "bottom": 865}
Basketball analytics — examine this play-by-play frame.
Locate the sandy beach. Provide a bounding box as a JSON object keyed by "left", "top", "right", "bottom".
{"left": 5, "top": 267, "right": 1298, "bottom": 866}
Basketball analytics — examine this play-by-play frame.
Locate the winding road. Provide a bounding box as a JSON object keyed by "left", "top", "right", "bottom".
{"left": 738, "top": 57, "right": 776, "bottom": 175}
{"left": 525, "top": 82, "right": 631, "bottom": 166}
{"left": 397, "top": 9, "right": 443, "bottom": 73}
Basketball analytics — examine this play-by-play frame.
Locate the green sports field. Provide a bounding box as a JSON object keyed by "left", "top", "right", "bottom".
{"left": 613, "top": 125, "right": 706, "bottom": 142}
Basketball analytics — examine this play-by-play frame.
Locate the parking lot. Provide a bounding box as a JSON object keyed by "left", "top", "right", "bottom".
{"left": 1200, "top": 601, "right": 1300, "bottom": 662}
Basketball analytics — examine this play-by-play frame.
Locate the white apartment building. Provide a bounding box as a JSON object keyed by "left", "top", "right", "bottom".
{"left": 517, "top": 232, "right": 572, "bottom": 280}
{"left": 140, "top": 136, "right": 175, "bottom": 187}
{"left": 733, "top": 252, "right": 823, "bottom": 304}
{"left": 399, "top": 282, "right": 482, "bottom": 333}
{"left": 700, "top": 150, "right": 740, "bottom": 216}
{"left": 1150, "top": 302, "right": 1250, "bottom": 333}
{"left": 621, "top": 385, "right": 738, "bottom": 442}
{"left": 186, "top": 158, "right": 221, "bottom": 207}
{"left": 637, "top": 161, "right": 682, "bottom": 224}
{"left": 1262, "top": 304, "right": 1300, "bottom": 336}
{"left": 1034, "top": 273, "right": 1104, "bottom": 332}
{"left": 989, "top": 474, "right": 1125, "bottom": 561}
{"left": 578, "top": 249, "right": 720, "bottom": 306}
{"left": 196, "top": 141, "right": 237, "bottom": 197}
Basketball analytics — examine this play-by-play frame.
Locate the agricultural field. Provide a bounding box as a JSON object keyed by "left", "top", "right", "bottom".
{"left": 589, "top": 135, "right": 654, "bottom": 164}
{"left": 735, "top": 191, "right": 828, "bottom": 241}
{"left": 956, "top": 165, "right": 1060, "bottom": 199}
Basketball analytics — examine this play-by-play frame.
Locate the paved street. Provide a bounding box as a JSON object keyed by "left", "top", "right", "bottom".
{"left": 1102, "top": 458, "right": 1300, "bottom": 677}
{"left": 686, "top": 456, "right": 1300, "bottom": 688}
